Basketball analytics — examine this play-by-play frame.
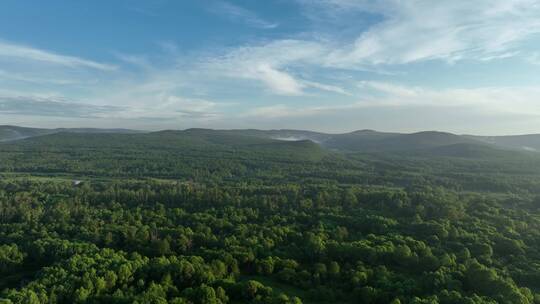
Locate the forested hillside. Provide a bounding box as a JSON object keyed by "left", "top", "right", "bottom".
{"left": 5, "top": 126, "right": 540, "bottom": 153}
{"left": 1, "top": 129, "right": 540, "bottom": 303}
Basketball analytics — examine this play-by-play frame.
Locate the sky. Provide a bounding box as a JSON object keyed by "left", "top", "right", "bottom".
{"left": 0, "top": 0, "right": 540, "bottom": 134}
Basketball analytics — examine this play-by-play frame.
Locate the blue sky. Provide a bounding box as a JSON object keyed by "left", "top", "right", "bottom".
{"left": 1, "top": 0, "right": 540, "bottom": 134}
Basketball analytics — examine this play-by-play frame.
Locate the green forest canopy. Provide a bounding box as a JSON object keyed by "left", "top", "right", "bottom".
{"left": 1, "top": 130, "right": 540, "bottom": 303}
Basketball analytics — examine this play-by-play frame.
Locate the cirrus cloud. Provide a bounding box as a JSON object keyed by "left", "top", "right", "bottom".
{"left": 0, "top": 40, "right": 116, "bottom": 71}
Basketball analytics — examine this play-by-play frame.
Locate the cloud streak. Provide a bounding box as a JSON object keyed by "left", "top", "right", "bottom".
{"left": 0, "top": 93, "right": 223, "bottom": 122}
{"left": 304, "top": 0, "right": 540, "bottom": 65}
{"left": 0, "top": 40, "right": 116, "bottom": 71}
{"left": 209, "top": 1, "right": 278, "bottom": 29}
{"left": 242, "top": 82, "right": 540, "bottom": 119}
{"left": 357, "top": 82, "right": 540, "bottom": 117}
{"left": 0, "top": 95, "right": 122, "bottom": 118}
{"left": 200, "top": 39, "right": 345, "bottom": 95}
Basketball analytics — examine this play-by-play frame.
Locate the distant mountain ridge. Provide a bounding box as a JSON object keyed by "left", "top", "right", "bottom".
{"left": 465, "top": 134, "right": 540, "bottom": 152}
{"left": 0, "top": 125, "right": 142, "bottom": 142}
{"left": 2, "top": 125, "right": 540, "bottom": 156}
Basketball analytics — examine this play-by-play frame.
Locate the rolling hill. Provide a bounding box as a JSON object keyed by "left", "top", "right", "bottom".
{"left": 0, "top": 128, "right": 328, "bottom": 179}
{"left": 2, "top": 128, "right": 327, "bottom": 162}
{"left": 0, "top": 125, "right": 53, "bottom": 142}
{"left": 0, "top": 125, "right": 142, "bottom": 142}
{"left": 3, "top": 125, "right": 540, "bottom": 157}
{"left": 319, "top": 130, "right": 477, "bottom": 152}
{"left": 1, "top": 126, "right": 540, "bottom": 191}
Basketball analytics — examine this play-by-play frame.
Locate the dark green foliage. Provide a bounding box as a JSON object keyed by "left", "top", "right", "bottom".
{"left": 0, "top": 130, "right": 540, "bottom": 303}
{"left": 1, "top": 180, "right": 540, "bottom": 303}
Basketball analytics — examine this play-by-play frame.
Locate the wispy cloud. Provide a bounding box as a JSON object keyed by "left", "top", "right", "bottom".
{"left": 114, "top": 53, "right": 152, "bottom": 69}
{"left": 302, "top": 80, "right": 351, "bottom": 96}
{"left": 0, "top": 70, "right": 81, "bottom": 85}
{"left": 0, "top": 95, "right": 123, "bottom": 118}
{"left": 201, "top": 39, "right": 339, "bottom": 95}
{"left": 210, "top": 1, "right": 278, "bottom": 29}
{"left": 357, "top": 81, "right": 540, "bottom": 115}
{"left": 0, "top": 92, "right": 222, "bottom": 122}
{"left": 243, "top": 103, "right": 352, "bottom": 119}
{"left": 242, "top": 82, "right": 540, "bottom": 120}
{"left": 251, "top": 64, "right": 304, "bottom": 95}
{"left": 301, "top": 0, "right": 540, "bottom": 65}
{"left": 110, "top": 39, "right": 349, "bottom": 98}
{"left": 140, "top": 94, "right": 220, "bottom": 119}
{"left": 0, "top": 40, "right": 116, "bottom": 71}
{"left": 194, "top": 0, "right": 540, "bottom": 95}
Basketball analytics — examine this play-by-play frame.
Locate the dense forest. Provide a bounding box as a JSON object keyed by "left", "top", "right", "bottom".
{"left": 2, "top": 128, "right": 540, "bottom": 303}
